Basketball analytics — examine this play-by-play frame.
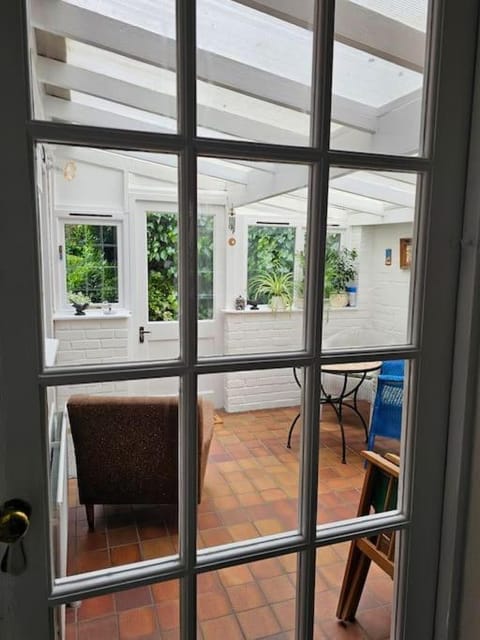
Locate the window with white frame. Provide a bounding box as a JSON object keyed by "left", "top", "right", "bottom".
{"left": 59, "top": 219, "right": 122, "bottom": 308}
{"left": 247, "top": 223, "right": 296, "bottom": 303}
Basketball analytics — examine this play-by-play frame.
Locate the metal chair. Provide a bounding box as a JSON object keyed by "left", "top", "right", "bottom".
{"left": 367, "top": 360, "right": 404, "bottom": 451}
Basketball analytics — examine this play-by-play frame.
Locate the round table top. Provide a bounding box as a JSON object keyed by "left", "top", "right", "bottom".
{"left": 321, "top": 361, "right": 382, "bottom": 375}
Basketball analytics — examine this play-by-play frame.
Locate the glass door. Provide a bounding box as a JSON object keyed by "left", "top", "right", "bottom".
{"left": 1, "top": 1, "right": 479, "bottom": 638}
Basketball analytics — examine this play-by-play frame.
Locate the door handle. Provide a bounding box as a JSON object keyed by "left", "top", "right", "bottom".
{"left": 0, "top": 499, "right": 31, "bottom": 575}
{"left": 139, "top": 326, "right": 151, "bottom": 343}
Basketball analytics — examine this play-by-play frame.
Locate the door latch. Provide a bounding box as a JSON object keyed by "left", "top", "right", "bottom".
{"left": 0, "top": 499, "right": 31, "bottom": 575}
{"left": 139, "top": 326, "right": 151, "bottom": 343}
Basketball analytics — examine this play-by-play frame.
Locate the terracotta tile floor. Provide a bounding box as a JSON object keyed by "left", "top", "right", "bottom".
{"left": 64, "top": 403, "right": 398, "bottom": 639}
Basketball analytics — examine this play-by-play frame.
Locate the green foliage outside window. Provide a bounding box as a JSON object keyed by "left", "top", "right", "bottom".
{"left": 247, "top": 226, "right": 296, "bottom": 303}
{"left": 65, "top": 224, "right": 118, "bottom": 303}
{"left": 147, "top": 212, "right": 214, "bottom": 322}
{"left": 324, "top": 233, "right": 357, "bottom": 297}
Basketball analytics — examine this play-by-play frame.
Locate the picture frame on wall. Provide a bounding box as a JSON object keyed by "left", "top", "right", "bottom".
{"left": 400, "top": 238, "right": 412, "bottom": 269}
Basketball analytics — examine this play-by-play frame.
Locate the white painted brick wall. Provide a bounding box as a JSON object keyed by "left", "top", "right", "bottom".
{"left": 223, "top": 307, "right": 374, "bottom": 411}
{"left": 53, "top": 317, "right": 139, "bottom": 477}
{"left": 223, "top": 310, "right": 303, "bottom": 412}
{"left": 54, "top": 317, "right": 130, "bottom": 410}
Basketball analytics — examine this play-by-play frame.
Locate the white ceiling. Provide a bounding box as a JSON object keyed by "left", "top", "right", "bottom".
{"left": 33, "top": 0, "right": 423, "bottom": 225}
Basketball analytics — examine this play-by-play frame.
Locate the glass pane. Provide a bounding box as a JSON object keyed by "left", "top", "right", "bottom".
{"left": 38, "top": 144, "right": 184, "bottom": 368}
{"left": 302, "top": 358, "right": 408, "bottom": 527}
{"left": 196, "top": 1, "right": 315, "bottom": 145}
{"left": 198, "top": 159, "right": 310, "bottom": 358}
{"left": 61, "top": 578, "right": 179, "bottom": 639}
{"left": 30, "top": 3, "right": 177, "bottom": 133}
{"left": 314, "top": 541, "right": 394, "bottom": 638}
{"left": 198, "top": 554, "right": 297, "bottom": 639}
{"left": 197, "top": 372, "right": 301, "bottom": 550}
{"left": 146, "top": 211, "right": 214, "bottom": 323}
{"left": 331, "top": 0, "right": 430, "bottom": 155}
{"left": 65, "top": 223, "right": 119, "bottom": 304}
{"left": 147, "top": 212, "right": 179, "bottom": 323}
{"left": 48, "top": 378, "right": 180, "bottom": 579}
{"left": 322, "top": 169, "right": 418, "bottom": 351}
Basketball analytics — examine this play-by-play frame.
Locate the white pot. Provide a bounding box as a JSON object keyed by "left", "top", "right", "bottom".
{"left": 269, "top": 295, "right": 287, "bottom": 311}
{"left": 329, "top": 292, "right": 348, "bottom": 308}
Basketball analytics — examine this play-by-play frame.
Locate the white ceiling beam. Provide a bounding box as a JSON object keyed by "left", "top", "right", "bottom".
{"left": 347, "top": 209, "right": 414, "bottom": 226}
{"left": 118, "top": 151, "right": 249, "bottom": 185}
{"left": 231, "top": 166, "right": 355, "bottom": 208}
{"left": 229, "top": 164, "right": 309, "bottom": 208}
{"left": 45, "top": 98, "right": 249, "bottom": 185}
{"left": 328, "top": 190, "right": 385, "bottom": 216}
{"left": 231, "top": 92, "right": 422, "bottom": 209}
{"left": 54, "top": 145, "right": 177, "bottom": 185}
{"left": 232, "top": 0, "right": 425, "bottom": 72}
{"left": 44, "top": 94, "right": 174, "bottom": 133}
{"left": 335, "top": 0, "right": 425, "bottom": 73}
{"left": 53, "top": 145, "right": 227, "bottom": 192}
{"left": 330, "top": 175, "right": 416, "bottom": 208}
{"left": 239, "top": 201, "right": 306, "bottom": 218}
{"left": 36, "top": 56, "right": 309, "bottom": 146}
{"left": 31, "top": 0, "right": 377, "bottom": 133}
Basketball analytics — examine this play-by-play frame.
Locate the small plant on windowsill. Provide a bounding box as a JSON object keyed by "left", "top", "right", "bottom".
{"left": 249, "top": 269, "right": 294, "bottom": 312}
{"left": 69, "top": 292, "right": 91, "bottom": 316}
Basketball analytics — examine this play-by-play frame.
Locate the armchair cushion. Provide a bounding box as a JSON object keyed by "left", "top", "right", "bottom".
{"left": 67, "top": 394, "right": 214, "bottom": 509}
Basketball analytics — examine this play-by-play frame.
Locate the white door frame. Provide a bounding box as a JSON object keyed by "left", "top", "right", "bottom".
{"left": 129, "top": 192, "right": 226, "bottom": 405}
{"left": 1, "top": 1, "right": 480, "bottom": 639}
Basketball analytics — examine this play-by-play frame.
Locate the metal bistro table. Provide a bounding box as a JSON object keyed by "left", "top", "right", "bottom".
{"left": 286, "top": 361, "right": 383, "bottom": 463}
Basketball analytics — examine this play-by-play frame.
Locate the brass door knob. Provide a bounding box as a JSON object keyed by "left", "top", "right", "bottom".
{"left": 0, "top": 499, "right": 31, "bottom": 544}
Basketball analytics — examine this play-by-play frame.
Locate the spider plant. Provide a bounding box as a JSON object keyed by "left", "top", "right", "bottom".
{"left": 249, "top": 270, "right": 294, "bottom": 310}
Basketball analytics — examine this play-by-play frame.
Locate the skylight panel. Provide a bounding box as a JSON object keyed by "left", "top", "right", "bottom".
{"left": 333, "top": 43, "right": 422, "bottom": 107}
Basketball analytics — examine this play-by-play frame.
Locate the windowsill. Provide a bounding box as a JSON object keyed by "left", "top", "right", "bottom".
{"left": 53, "top": 308, "right": 132, "bottom": 320}
{"left": 222, "top": 307, "right": 304, "bottom": 314}
{"left": 222, "top": 305, "right": 360, "bottom": 314}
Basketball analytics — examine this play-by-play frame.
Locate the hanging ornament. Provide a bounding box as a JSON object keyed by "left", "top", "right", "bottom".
{"left": 227, "top": 207, "right": 236, "bottom": 246}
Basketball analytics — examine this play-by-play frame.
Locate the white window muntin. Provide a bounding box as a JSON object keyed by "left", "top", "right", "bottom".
{"left": 15, "top": 1, "right": 466, "bottom": 639}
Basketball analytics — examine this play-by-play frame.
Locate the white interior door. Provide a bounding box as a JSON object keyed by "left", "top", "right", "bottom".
{"left": 131, "top": 198, "right": 225, "bottom": 405}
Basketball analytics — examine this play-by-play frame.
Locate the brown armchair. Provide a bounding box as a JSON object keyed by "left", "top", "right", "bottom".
{"left": 67, "top": 394, "right": 214, "bottom": 531}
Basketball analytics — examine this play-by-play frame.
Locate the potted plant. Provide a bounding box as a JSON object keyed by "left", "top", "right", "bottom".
{"left": 324, "top": 247, "right": 358, "bottom": 308}
{"left": 249, "top": 269, "right": 293, "bottom": 311}
{"left": 69, "top": 292, "right": 91, "bottom": 316}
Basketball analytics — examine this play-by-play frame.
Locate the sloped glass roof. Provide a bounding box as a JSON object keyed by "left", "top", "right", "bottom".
{"left": 32, "top": 0, "right": 428, "bottom": 218}
{"left": 65, "top": 0, "right": 422, "bottom": 108}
